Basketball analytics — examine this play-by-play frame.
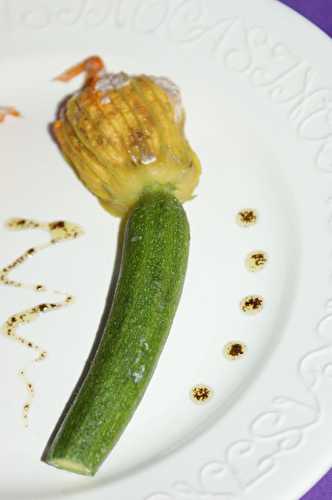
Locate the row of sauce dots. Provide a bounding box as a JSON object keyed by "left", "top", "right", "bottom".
{"left": 191, "top": 209, "right": 266, "bottom": 404}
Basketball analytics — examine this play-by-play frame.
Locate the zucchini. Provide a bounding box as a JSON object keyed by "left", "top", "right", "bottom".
{"left": 42, "top": 189, "right": 190, "bottom": 476}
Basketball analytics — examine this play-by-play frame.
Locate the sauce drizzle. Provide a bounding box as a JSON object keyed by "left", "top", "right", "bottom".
{"left": 1, "top": 218, "right": 83, "bottom": 425}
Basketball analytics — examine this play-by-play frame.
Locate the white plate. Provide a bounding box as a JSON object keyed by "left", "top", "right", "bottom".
{"left": 1, "top": 1, "right": 331, "bottom": 499}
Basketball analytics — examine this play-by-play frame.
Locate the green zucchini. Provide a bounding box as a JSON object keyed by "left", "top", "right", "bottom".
{"left": 42, "top": 189, "right": 190, "bottom": 476}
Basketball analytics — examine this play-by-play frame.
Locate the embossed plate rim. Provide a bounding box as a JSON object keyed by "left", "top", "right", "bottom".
{"left": 1, "top": 0, "right": 332, "bottom": 499}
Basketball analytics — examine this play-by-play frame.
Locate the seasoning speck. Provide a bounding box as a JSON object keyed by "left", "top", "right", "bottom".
{"left": 245, "top": 251, "right": 268, "bottom": 272}
{"left": 49, "top": 221, "right": 65, "bottom": 229}
{"left": 191, "top": 385, "right": 213, "bottom": 404}
{"left": 236, "top": 209, "right": 258, "bottom": 227}
{"left": 240, "top": 295, "right": 264, "bottom": 314}
{"left": 224, "top": 341, "right": 247, "bottom": 360}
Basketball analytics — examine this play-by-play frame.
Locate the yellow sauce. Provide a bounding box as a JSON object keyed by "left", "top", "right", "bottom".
{"left": 224, "top": 341, "right": 247, "bottom": 360}
{"left": 190, "top": 385, "right": 213, "bottom": 404}
{"left": 236, "top": 209, "right": 258, "bottom": 227}
{"left": 240, "top": 295, "right": 264, "bottom": 314}
{"left": 245, "top": 251, "right": 268, "bottom": 272}
{"left": 1, "top": 218, "right": 83, "bottom": 425}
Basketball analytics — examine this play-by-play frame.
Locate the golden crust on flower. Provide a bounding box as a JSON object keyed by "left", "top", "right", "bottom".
{"left": 54, "top": 58, "right": 201, "bottom": 216}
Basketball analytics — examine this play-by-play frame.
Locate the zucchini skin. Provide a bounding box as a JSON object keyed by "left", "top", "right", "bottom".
{"left": 42, "top": 189, "right": 190, "bottom": 476}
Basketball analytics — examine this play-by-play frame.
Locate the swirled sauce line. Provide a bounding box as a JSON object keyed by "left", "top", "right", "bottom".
{"left": 1, "top": 218, "right": 84, "bottom": 425}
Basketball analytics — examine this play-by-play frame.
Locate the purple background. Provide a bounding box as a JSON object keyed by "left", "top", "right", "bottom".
{"left": 279, "top": 1, "right": 331, "bottom": 498}
{"left": 280, "top": 0, "right": 332, "bottom": 36}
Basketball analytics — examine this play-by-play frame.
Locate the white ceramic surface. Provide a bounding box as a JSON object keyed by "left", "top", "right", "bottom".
{"left": 0, "top": 1, "right": 331, "bottom": 499}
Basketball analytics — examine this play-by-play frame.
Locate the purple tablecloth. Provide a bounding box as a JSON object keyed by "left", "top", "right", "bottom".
{"left": 279, "top": 1, "right": 331, "bottom": 498}
{"left": 280, "top": 0, "right": 332, "bottom": 37}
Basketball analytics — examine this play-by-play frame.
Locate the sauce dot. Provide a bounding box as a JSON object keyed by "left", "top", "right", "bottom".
{"left": 245, "top": 251, "right": 267, "bottom": 272}
{"left": 236, "top": 209, "right": 258, "bottom": 227}
{"left": 224, "top": 341, "right": 247, "bottom": 360}
{"left": 190, "top": 385, "right": 213, "bottom": 404}
{"left": 240, "top": 295, "right": 263, "bottom": 314}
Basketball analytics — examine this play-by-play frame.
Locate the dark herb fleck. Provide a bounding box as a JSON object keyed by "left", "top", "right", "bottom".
{"left": 50, "top": 221, "right": 65, "bottom": 230}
